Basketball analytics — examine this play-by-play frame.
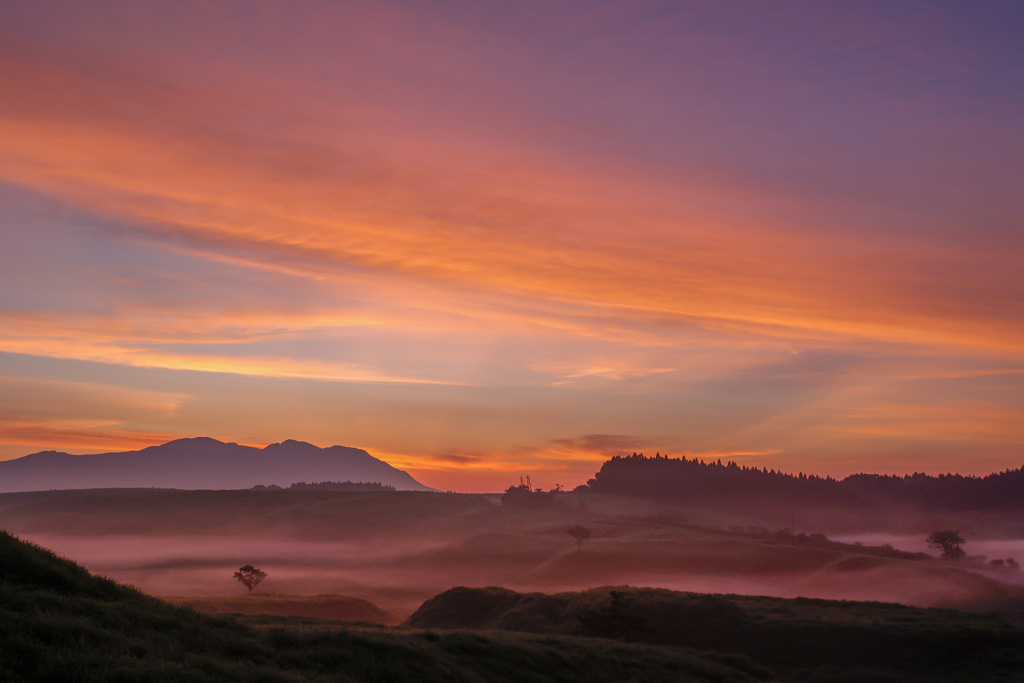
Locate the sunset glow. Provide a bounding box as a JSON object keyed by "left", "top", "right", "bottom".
{"left": 1, "top": 1, "right": 1022, "bottom": 491}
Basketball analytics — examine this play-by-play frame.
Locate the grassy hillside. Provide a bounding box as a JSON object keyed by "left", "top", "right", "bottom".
{"left": 0, "top": 529, "right": 769, "bottom": 682}
{"left": 409, "top": 585, "right": 1024, "bottom": 681}
{"left": 167, "top": 593, "right": 395, "bottom": 624}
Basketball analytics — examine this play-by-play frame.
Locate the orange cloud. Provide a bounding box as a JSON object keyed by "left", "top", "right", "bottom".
{"left": 0, "top": 420, "right": 185, "bottom": 456}
{"left": 1, "top": 8, "right": 1023, "bottom": 489}
{"left": 2, "top": 44, "right": 1022, "bottom": 378}
{"left": 826, "top": 401, "right": 1024, "bottom": 445}
{"left": 377, "top": 434, "right": 668, "bottom": 493}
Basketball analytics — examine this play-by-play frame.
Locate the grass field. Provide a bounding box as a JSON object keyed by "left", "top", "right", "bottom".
{"left": 166, "top": 593, "right": 395, "bottom": 624}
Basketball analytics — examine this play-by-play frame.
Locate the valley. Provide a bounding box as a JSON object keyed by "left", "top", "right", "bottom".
{"left": 4, "top": 487, "right": 1022, "bottom": 623}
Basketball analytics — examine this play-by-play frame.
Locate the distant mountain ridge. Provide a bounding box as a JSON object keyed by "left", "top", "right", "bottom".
{"left": 585, "top": 453, "right": 1024, "bottom": 511}
{"left": 0, "top": 437, "right": 434, "bottom": 493}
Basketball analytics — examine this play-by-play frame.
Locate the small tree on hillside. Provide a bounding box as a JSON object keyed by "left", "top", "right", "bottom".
{"left": 234, "top": 564, "right": 267, "bottom": 593}
{"left": 568, "top": 524, "right": 592, "bottom": 551}
{"left": 926, "top": 530, "right": 965, "bottom": 559}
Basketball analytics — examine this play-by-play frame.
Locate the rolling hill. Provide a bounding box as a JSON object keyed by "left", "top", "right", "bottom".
{"left": 4, "top": 487, "right": 1022, "bottom": 621}
{"left": 408, "top": 585, "right": 1024, "bottom": 681}
{"left": 0, "top": 529, "right": 769, "bottom": 682}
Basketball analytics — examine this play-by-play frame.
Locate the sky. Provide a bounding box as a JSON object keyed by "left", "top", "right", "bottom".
{"left": 0, "top": 1, "right": 1022, "bottom": 492}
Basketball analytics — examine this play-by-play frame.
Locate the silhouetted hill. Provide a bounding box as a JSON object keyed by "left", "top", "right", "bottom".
{"left": 408, "top": 585, "right": 1024, "bottom": 680}
{"left": 0, "top": 437, "right": 433, "bottom": 493}
{"left": 585, "top": 453, "right": 1024, "bottom": 511}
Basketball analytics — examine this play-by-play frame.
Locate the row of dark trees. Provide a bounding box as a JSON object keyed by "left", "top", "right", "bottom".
{"left": 585, "top": 453, "right": 861, "bottom": 508}
{"left": 584, "top": 453, "right": 1024, "bottom": 511}
{"left": 842, "top": 469, "right": 1024, "bottom": 510}
{"left": 252, "top": 481, "right": 395, "bottom": 492}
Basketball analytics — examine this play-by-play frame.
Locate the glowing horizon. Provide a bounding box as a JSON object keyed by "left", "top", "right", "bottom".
{"left": 1, "top": 2, "right": 1022, "bottom": 493}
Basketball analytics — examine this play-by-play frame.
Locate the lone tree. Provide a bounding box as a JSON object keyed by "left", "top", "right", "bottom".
{"left": 567, "top": 524, "right": 592, "bottom": 551}
{"left": 927, "top": 530, "right": 965, "bottom": 559}
{"left": 234, "top": 564, "right": 267, "bottom": 593}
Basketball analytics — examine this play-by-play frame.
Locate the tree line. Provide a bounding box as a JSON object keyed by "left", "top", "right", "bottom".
{"left": 584, "top": 454, "right": 1024, "bottom": 511}
{"left": 584, "top": 453, "right": 861, "bottom": 507}
{"left": 251, "top": 481, "right": 396, "bottom": 492}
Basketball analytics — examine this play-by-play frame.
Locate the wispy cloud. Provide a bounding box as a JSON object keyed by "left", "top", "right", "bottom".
{"left": 0, "top": 376, "right": 192, "bottom": 457}
{"left": 3, "top": 40, "right": 1022, "bottom": 364}
{"left": 0, "top": 3, "right": 1022, "bottom": 486}
{"left": 0, "top": 421, "right": 184, "bottom": 455}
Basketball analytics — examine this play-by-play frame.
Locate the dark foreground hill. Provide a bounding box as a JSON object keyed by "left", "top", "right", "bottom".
{"left": 0, "top": 529, "right": 769, "bottom": 682}
{"left": 409, "top": 585, "right": 1024, "bottom": 681}
{"left": 0, "top": 437, "right": 433, "bottom": 493}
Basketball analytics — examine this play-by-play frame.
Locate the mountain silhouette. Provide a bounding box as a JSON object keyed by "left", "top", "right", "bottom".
{"left": 0, "top": 437, "right": 434, "bottom": 493}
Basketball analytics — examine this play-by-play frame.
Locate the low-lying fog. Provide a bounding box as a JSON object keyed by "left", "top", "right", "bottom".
{"left": 8, "top": 491, "right": 1024, "bottom": 620}
{"left": 830, "top": 533, "right": 1024, "bottom": 564}
{"left": 21, "top": 529, "right": 1024, "bottom": 620}
{"left": 25, "top": 533, "right": 451, "bottom": 614}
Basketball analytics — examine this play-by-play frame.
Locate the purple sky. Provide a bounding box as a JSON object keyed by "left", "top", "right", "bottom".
{"left": 1, "top": 1, "right": 1022, "bottom": 491}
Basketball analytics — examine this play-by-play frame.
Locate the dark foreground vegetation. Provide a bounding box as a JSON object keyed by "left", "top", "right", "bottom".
{"left": 0, "top": 529, "right": 768, "bottom": 682}
{"left": 409, "top": 586, "right": 1024, "bottom": 682}
{"left": 586, "top": 453, "right": 1024, "bottom": 511}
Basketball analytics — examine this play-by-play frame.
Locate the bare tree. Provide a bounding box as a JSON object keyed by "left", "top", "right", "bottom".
{"left": 567, "top": 525, "right": 592, "bottom": 551}
{"left": 234, "top": 564, "right": 267, "bottom": 592}
{"left": 926, "top": 530, "right": 965, "bottom": 559}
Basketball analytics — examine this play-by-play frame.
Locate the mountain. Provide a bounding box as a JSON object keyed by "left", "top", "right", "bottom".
{"left": 0, "top": 437, "right": 434, "bottom": 493}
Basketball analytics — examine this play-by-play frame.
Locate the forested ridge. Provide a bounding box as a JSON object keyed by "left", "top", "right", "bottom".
{"left": 585, "top": 454, "right": 1024, "bottom": 510}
